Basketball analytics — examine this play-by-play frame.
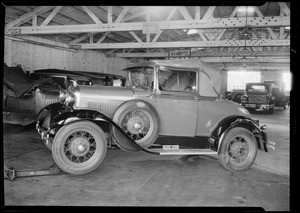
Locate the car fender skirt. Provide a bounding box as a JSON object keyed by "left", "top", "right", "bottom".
{"left": 51, "top": 108, "right": 159, "bottom": 154}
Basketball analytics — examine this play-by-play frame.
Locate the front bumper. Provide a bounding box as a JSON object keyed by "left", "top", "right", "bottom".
{"left": 36, "top": 121, "right": 53, "bottom": 148}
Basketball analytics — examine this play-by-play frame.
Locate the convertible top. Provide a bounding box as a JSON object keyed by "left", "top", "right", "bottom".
{"left": 124, "top": 59, "right": 224, "bottom": 94}
{"left": 33, "top": 69, "right": 125, "bottom": 80}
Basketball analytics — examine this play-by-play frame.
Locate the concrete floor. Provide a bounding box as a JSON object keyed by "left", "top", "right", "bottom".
{"left": 3, "top": 107, "right": 290, "bottom": 210}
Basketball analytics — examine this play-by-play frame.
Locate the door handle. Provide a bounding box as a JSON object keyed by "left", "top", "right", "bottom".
{"left": 194, "top": 96, "right": 200, "bottom": 100}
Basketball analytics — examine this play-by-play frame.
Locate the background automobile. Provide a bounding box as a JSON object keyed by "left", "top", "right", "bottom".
{"left": 241, "top": 82, "right": 275, "bottom": 114}
{"left": 3, "top": 65, "right": 126, "bottom": 129}
{"left": 35, "top": 59, "right": 274, "bottom": 175}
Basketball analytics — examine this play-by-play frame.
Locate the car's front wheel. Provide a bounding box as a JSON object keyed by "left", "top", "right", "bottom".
{"left": 218, "top": 127, "right": 257, "bottom": 172}
{"left": 52, "top": 121, "right": 107, "bottom": 175}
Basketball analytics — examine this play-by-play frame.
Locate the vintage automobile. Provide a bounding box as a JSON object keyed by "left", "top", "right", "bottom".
{"left": 3, "top": 65, "right": 126, "bottom": 130}
{"left": 226, "top": 89, "right": 245, "bottom": 103}
{"left": 35, "top": 59, "right": 275, "bottom": 175}
{"left": 264, "top": 80, "right": 288, "bottom": 109}
{"left": 241, "top": 83, "right": 275, "bottom": 114}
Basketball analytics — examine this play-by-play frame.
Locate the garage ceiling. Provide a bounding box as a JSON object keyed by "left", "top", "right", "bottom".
{"left": 4, "top": 3, "right": 290, "bottom": 71}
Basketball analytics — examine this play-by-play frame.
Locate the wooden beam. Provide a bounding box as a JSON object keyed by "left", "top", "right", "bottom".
{"left": 202, "top": 6, "right": 216, "bottom": 20}
{"left": 81, "top": 6, "right": 102, "bottom": 24}
{"left": 195, "top": 6, "right": 200, "bottom": 20}
{"left": 152, "top": 7, "right": 177, "bottom": 42}
{"left": 129, "top": 31, "right": 143, "bottom": 43}
{"left": 32, "top": 15, "right": 37, "bottom": 27}
{"left": 107, "top": 6, "right": 113, "bottom": 24}
{"left": 96, "top": 32, "right": 109, "bottom": 43}
{"left": 123, "top": 10, "right": 147, "bottom": 22}
{"left": 79, "top": 39, "right": 290, "bottom": 49}
{"left": 69, "top": 32, "right": 96, "bottom": 45}
{"left": 6, "top": 6, "right": 55, "bottom": 28}
{"left": 41, "top": 6, "right": 63, "bottom": 26}
{"left": 278, "top": 2, "right": 290, "bottom": 16}
{"left": 115, "top": 7, "right": 129, "bottom": 23}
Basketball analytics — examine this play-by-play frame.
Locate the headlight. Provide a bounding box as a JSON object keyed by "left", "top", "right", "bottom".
{"left": 59, "top": 87, "right": 78, "bottom": 108}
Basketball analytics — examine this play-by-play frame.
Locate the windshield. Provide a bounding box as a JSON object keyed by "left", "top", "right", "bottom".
{"left": 246, "top": 84, "right": 270, "bottom": 92}
{"left": 128, "top": 67, "right": 154, "bottom": 90}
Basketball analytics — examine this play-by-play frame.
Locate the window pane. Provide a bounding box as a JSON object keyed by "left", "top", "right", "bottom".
{"left": 159, "top": 70, "right": 196, "bottom": 93}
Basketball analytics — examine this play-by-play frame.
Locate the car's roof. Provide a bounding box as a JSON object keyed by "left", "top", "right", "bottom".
{"left": 33, "top": 69, "right": 125, "bottom": 80}
{"left": 123, "top": 59, "right": 215, "bottom": 71}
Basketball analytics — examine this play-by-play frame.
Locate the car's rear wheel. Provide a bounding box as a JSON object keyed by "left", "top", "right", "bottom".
{"left": 112, "top": 100, "right": 159, "bottom": 150}
{"left": 218, "top": 127, "right": 257, "bottom": 172}
{"left": 52, "top": 121, "right": 107, "bottom": 175}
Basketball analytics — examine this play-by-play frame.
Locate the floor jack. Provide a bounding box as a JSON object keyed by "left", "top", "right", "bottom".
{"left": 4, "top": 163, "right": 67, "bottom": 181}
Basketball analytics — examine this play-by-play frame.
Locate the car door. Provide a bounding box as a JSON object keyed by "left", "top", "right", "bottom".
{"left": 154, "top": 69, "right": 198, "bottom": 137}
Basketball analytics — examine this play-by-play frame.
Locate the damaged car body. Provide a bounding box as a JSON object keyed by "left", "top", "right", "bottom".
{"left": 35, "top": 59, "right": 275, "bottom": 175}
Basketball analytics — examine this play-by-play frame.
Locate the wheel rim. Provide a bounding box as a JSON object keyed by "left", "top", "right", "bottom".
{"left": 63, "top": 131, "right": 96, "bottom": 164}
{"left": 226, "top": 135, "right": 251, "bottom": 165}
{"left": 120, "top": 109, "right": 154, "bottom": 143}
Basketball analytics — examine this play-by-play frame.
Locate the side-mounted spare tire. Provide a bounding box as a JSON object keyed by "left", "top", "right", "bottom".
{"left": 111, "top": 100, "right": 160, "bottom": 151}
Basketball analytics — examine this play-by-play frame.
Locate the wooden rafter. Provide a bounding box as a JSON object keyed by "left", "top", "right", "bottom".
{"left": 41, "top": 6, "right": 63, "bottom": 26}
{"left": 81, "top": 6, "right": 102, "bottom": 24}
{"left": 6, "top": 6, "right": 55, "bottom": 28}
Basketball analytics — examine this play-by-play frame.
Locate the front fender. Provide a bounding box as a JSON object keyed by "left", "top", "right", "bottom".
{"left": 45, "top": 108, "right": 159, "bottom": 154}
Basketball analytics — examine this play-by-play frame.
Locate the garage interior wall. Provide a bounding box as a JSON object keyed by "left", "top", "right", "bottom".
{"left": 4, "top": 37, "right": 131, "bottom": 76}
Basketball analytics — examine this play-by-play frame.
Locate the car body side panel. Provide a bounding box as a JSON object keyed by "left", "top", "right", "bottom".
{"left": 196, "top": 99, "right": 251, "bottom": 136}
{"left": 154, "top": 93, "right": 198, "bottom": 136}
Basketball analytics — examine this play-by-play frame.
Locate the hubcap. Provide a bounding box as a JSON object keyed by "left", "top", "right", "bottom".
{"left": 228, "top": 136, "right": 249, "bottom": 163}
{"left": 121, "top": 109, "right": 153, "bottom": 142}
{"left": 64, "top": 131, "right": 96, "bottom": 163}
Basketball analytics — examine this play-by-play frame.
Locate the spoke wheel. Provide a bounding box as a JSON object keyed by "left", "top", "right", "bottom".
{"left": 112, "top": 100, "right": 159, "bottom": 151}
{"left": 218, "top": 127, "right": 257, "bottom": 172}
{"left": 52, "top": 121, "right": 107, "bottom": 175}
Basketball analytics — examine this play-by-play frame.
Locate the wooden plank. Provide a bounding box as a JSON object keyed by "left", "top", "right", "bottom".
{"left": 41, "top": 6, "right": 63, "bottom": 26}
{"left": 81, "top": 6, "right": 102, "bottom": 24}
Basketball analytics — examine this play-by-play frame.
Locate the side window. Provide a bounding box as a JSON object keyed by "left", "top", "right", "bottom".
{"left": 199, "top": 72, "right": 218, "bottom": 97}
{"left": 159, "top": 69, "right": 196, "bottom": 93}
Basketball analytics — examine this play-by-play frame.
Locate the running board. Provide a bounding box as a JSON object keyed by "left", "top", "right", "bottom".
{"left": 150, "top": 145, "right": 218, "bottom": 156}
